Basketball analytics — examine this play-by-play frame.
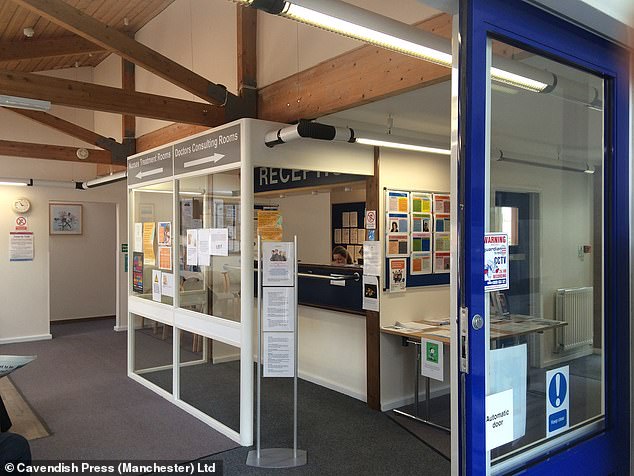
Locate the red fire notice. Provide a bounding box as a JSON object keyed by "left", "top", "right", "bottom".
{"left": 484, "top": 233, "right": 509, "bottom": 291}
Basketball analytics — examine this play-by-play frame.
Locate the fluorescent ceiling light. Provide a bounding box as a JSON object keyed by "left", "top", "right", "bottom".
{"left": 0, "top": 95, "right": 51, "bottom": 111}
{"left": 490, "top": 67, "right": 548, "bottom": 93}
{"left": 0, "top": 178, "right": 32, "bottom": 186}
{"left": 356, "top": 135, "right": 450, "bottom": 155}
{"left": 281, "top": 3, "right": 452, "bottom": 67}
{"left": 241, "top": 0, "right": 557, "bottom": 94}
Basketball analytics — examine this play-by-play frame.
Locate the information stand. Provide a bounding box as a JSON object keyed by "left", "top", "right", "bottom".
{"left": 247, "top": 236, "right": 307, "bottom": 468}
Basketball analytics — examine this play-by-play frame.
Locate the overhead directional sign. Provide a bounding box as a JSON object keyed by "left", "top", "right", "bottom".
{"left": 173, "top": 124, "right": 241, "bottom": 176}
{"left": 127, "top": 146, "right": 174, "bottom": 186}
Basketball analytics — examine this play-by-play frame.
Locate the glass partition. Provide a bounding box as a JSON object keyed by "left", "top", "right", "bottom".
{"left": 487, "top": 39, "right": 604, "bottom": 463}
{"left": 178, "top": 171, "right": 241, "bottom": 321}
{"left": 179, "top": 334, "right": 241, "bottom": 432}
{"left": 132, "top": 314, "right": 173, "bottom": 393}
{"left": 130, "top": 183, "right": 174, "bottom": 305}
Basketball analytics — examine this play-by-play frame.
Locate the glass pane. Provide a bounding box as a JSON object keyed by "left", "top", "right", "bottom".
{"left": 179, "top": 332, "right": 240, "bottom": 432}
{"left": 133, "top": 314, "right": 173, "bottom": 393}
{"left": 130, "top": 183, "right": 174, "bottom": 305}
{"left": 487, "top": 39, "right": 604, "bottom": 463}
{"left": 178, "top": 171, "right": 241, "bottom": 321}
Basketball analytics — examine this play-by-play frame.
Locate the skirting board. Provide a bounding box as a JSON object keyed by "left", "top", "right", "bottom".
{"left": 0, "top": 334, "right": 52, "bottom": 344}
{"left": 381, "top": 386, "right": 450, "bottom": 412}
{"left": 298, "top": 370, "right": 366, "bottom": 403}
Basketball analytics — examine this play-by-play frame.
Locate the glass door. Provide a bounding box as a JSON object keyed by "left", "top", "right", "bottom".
{"left": 458, "top": 0, "right": 630, "bottom": 474}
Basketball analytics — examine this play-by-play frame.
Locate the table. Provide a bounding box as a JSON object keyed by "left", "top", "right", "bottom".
{"left": 381, "top": 316, "right": 566, "bottom": 432}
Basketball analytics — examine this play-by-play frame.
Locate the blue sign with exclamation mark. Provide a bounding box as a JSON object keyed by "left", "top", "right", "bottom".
{"left": 546, "top": 366, "right": 570, "bottom": 437}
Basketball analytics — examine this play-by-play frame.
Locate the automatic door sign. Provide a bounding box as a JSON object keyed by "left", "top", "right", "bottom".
{"left": 546, "top": 366, "right": 569, "bottom": 437}
{"left": 486, "top": 389, "right": 514, "bottom": 450}
{"left": 484, "top": 233, "right": 509, "bottom": 291}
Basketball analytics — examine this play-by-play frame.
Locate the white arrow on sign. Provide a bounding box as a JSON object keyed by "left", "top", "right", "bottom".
{"left": 183, "top": 153, "right": 225, "bottom": 168}
{"left": 135, "top": 168, "right": 164, "bottom": 179}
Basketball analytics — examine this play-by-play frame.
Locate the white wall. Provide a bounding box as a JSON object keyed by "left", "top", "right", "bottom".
{"left": 49, "top": 202, "right": 117, "bottom": 321}
{"left": 133, "top": 0, "right": 238, "bottom": 136}
{"left": 0, "top": 169, "right": 127, "bottom": 343}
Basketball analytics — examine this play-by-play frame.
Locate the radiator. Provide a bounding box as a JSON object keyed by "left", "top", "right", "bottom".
{"left": 555, "top": 287, "right": 593, "bottom": 352}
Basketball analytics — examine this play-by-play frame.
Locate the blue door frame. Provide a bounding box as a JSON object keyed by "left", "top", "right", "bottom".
{"left": 458, "top": 0, "right": 630, "bottom": 474}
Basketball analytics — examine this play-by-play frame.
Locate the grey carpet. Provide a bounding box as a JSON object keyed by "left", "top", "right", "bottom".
{"left": 0, "top": 319, "right": 238, "bottom": 460}
{"left": 143, "top": 361, "right": 451, "bottom": 475}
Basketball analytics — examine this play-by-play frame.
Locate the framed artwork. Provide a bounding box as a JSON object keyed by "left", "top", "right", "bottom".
{"left": 50, "top": 203, "right": 82, "bottom": 235}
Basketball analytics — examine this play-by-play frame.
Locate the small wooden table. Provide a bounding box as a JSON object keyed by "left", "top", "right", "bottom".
{"left": 381, "top": 316, "right": 566, "bottom": 432}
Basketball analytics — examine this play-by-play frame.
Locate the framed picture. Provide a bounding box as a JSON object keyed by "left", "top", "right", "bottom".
{"left": 50, "top": 203, "right": 82, "bottom": 235}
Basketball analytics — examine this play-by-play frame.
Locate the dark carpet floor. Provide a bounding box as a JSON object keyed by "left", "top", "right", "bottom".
{"left": 0, "top": 319, "right": 238, "bottom": 460}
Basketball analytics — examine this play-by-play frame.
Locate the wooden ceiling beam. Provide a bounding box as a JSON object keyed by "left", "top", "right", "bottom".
{"left": 5, "top": 108, "right": 131, "bottom": 164}
{"left": 258, "top": 14, "right": 453, "bottom": 123}
{"left": 0, "top": 139, "right": 112, "bottom": 164}
{"left": 0, "top": 35, "right": 104, "bottom": 62}
{"left": 0, "top": 69, "right": 225, "bottom": 126}
{"left": 11, "top": 0, "right": 243, "bottom": 109}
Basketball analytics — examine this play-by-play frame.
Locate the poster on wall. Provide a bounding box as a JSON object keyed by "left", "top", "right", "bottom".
{"left": 158, "top": 221, "right": 172, "bottom": 246}
{"left": 386, "top": 233, "right": 409, "bottom": 258}
{"left": 389, "top": 258, "right": 407, "bottom": 293}
{"left": 152, "top": 270, "right": 161, "bottom": 302}
{"left": 363, "top": 241, "right": 381, "bottom": 277}
{"left": 362, "top": 274, "right": 379, "bottom": 311}
{"left": 411, "top": 232, "right": 432, "bottom": 253}
{"left": 142, "top": 222, "right": 156, "bottom": 266}
{"left": 197, "top": 228, "right": 210, "bottom": 266}
{"left": 158, "top": 246, "right": 172, "bottom": 270}
{"left": 411, "top": 192, "right": 433, "bottom": 214}
{"left": 186, "top": 229, "right": 198, "bottom": 266}
{"left": 9, "top": 232, "right": 34, "bottom": 261}
{"left": 262, "top": 241, "right": 294, "bottom": 287}
{"left": 257, "top": 210, "right": 283, "bottom": 242}
{"left": 411, "top": 252, "right": 432, "bottom": 275}
{"left": 434, "top": 252, "right": 451, "bottom": 273}
{"left": 412, "top": 213, "right": 432, "bottom": 233}
{"left": 161, "top": 272, "right": 175, "bottom": 297}
{"left": 134, "top": 223, "right": 143, "bottom": 252}
{"left": 132, "top": 252, "right": 144, "bottom": 293}
{"left": 433, "top": 194, "right": 451, "bottom": 213}
{"left": 210, "top": 228, "right": 229, "bottom": 256}
{"left": 435, "top": 214, "right": 451, "bottom": 233}
{"left": 386, "top": 213, "right": 409, "bottom": 233}
{"left": 386, "top": 190, "right": 410, "bottom": 213}
{"left": 484, "top": 233, "right": 509, "bottom": 291}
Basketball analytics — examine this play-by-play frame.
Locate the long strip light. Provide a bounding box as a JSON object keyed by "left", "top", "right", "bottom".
{"left": 237, "top": 0, "right": 554, "bottom": 94}
{"left": 0, "top": 95, "right": 51, "bottom": 111}
{"left": 355, "top": 136, "right": 450, "bottom": 155}
{"left": 0, "top": 177, "right": 32, "bottom": 186}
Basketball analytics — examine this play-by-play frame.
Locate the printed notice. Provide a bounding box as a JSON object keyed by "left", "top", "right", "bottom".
{"left": 486, "top": 389, "right": 514, "bottom": 450}
{"left": 411, "top": 192, "right": 432, "bottom": 214}
{"left": 134, "top": 223, "right": 143, "bottom": 252}
{"left": 161, "top": 272, "right": 175, "bottom": 297}
{"left": 421, "top": 338, "right": 444, "bottom": 381}
{"left": 152, "top": 269, "right": 161, "bottom": 302}
{"left": 362, "top": 241, "right": 381, "bottom": 276}
{"left": 263, "top": 287, "right": 295, "bottom": 331}
{"left": 9, "top": 232, "right": 34, "bottom": 261}
{"left": 0, "top": 355, "right": 36, "bottom": 379}
{"left": 411, "top": 252, "right": 432, "bottom": 275}
{"left": 484, "top": 233, "right": 509, "bottom": 291}
{"left": 262, "top": 241, "right": 294, "bottom": 286}
{"left": 197, "top": 228, "right": 210, "bottom": 266}
{"left": 210, "top": 228, "right": 229, "bottom": 256}
{"left": 386, "top": 233, "right": 409, "bottom": 257}
{"left": 133, "top": 252, "right": 144, "bottom": 293}
{"left": 334, "top": 228, "right": 342, "bottom": 244}
{"left": 143, "top": 222, "right": 156, "bottom": 266}
{"left": 158, "top": 246, "right": 172, "bottom": 270}
{"left": 258, "top": 210, "right": 283, "bottom": 242}
{"left": 263, "top": 332, "right": 295, "bottom": 378}
{"left": 186, "top": 229, "right": 198, "bottom": 266}
{"left": 386, "top": 190, "right": 410, "bottom": 213}
{"left": 158, "top": 221, "right": 172, "bottom": 246}
{"left": 363, "top": 275, "right": 379, "bottom": 311}
{"left": 389, "top": 258, "right": 407, "bottom": 293}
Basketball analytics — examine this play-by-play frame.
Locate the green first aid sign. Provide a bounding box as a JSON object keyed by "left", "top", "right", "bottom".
{"left": 426, "top": 342, "right": 439, "bottom": 363}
